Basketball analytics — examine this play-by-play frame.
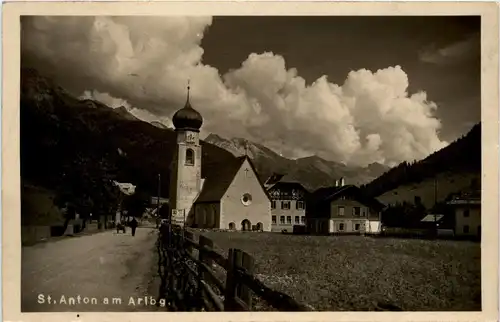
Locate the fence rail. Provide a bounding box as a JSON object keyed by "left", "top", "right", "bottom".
{"left": 156, "top": 224, "right": 311, "bottom": 311}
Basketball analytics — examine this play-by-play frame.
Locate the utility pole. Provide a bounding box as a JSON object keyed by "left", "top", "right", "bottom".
{"left": 434, "top": 176, "right": 438, "bottom": 234}
{"left": 156, "top": 173, "right": 161, "bottom": 228}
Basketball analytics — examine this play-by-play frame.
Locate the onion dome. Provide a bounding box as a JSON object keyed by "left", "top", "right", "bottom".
{"left": 172, "top": 82, "right": 203, "bottom": 132}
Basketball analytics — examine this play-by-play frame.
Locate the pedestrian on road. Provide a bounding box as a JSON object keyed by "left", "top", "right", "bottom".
{"left": 130, "top": 217, "right": 138, "bottom": 237}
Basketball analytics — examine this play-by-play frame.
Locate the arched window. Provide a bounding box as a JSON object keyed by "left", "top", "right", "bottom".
{"left": 185, "top": 148, "right": 194, "bottom": 166}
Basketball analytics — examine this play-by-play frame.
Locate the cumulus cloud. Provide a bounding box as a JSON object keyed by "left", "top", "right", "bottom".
{"left": 21, "top": 16, "right": 448, "bottom": 167}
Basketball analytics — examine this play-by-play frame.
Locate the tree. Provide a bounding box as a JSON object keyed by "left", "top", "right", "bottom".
{"left": 381, "top": 201, "right": 426, "bottom": 228}
{"left": 122, "top": 187, "right": 149, "bottom": 218}
{"left": 55, "top": 153, "right": 120, "bottom": 232}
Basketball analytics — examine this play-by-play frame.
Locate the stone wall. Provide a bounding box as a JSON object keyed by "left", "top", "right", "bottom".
{"left": 21, "top": 226, "right": 51, "bottom": 245}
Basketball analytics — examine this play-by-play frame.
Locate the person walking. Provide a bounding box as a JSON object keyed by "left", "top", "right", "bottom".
{"left": 130, "top": 217, "right": 138, "bottom": 237}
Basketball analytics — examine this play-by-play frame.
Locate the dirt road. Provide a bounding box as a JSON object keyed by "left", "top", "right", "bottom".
{"left": 21, "top": 226, "right": 162, "bottom": 312}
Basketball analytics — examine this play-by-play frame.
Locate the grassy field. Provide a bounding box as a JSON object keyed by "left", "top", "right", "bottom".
{"left": 199, "top": 231, "right": 481, "bottom": 311}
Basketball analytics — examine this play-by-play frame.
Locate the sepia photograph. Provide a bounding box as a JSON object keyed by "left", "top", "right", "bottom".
{"left": 2, "top": 1, "right": 499, "bottom": 322}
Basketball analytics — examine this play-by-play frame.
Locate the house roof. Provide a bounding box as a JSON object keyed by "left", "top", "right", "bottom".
{"left": 308, "top": 185, "right": 350, "bottom": 203}
{"left": 308, "top": 184, "right": 386, "bottom": 210}
{"left": 194, "top": 156, "right": 271, "bottom": 203}
{"left": 264, "top": 173, "right": 285, "bottom": 186}
{"left": 268, "top": 181, "right": 310, "bottom": 193}
{"left": 150, "top": 196, "right": 169, "bottom": 205}
{"left": 447, "top": 189, "right": 481, "bottom": 206}
{"left": 421, "top": 214, "right": 445, "bottom": 222}
{"left": 267, "top": 181, "right": 310, "bottom": 200}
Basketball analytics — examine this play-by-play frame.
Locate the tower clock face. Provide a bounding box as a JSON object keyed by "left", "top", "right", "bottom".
{"left": 186, "top": 132, "right": 196, "bottom": 143}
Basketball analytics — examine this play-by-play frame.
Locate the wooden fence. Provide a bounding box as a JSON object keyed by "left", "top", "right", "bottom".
{"left": 156, "top": 224, "right": 311, "bottom": 311}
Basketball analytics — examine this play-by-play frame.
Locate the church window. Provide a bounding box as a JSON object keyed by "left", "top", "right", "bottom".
{"left": 241, "top": 193, "right": 253, "bottom": 206}
{"left": 272, "top": 216, "right": 277, "bottom": 224}
{"left": 294, "top": 216, "right": 300, "bottom": 224}
{"left": 185, "top": 148, "right": 195, "bottom": 166}
{"left": 280, "top": 216, "right": 285, "bottom": 224}
{"left": 296, "top": 201, "right": 305, "bottom": 210}
{"left": 200, "top": 208, "right": 206, "bottom": 226}
{"left": 281, "top": 201, "right": 291, "bottom": 210}
{"left": 271, "top": 201, "right": 276, "bottom": 209}
{"left": 286, "top": 216, "right": 292, "bottom": 224}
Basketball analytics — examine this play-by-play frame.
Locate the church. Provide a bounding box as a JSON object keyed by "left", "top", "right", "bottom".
{"left": 168, "top": 86, "right": 272, "bottom": 232}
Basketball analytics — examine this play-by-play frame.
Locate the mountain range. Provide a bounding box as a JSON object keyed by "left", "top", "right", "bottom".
{"left": 22, "top": 66, "right": 478, "bottom": 207}
{"left": 21, "top": 67, "right": 391, "bottom": 199}
{"left": 204, "top": 134, "right": 390, "bottom": 191}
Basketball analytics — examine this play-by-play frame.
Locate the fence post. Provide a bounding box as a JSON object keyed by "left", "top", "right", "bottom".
{"left": 224, "top": 248, "right": 239, "bottom": 311}
{"left": 184, "top": 231, "right": 194, "bottom": 254}
{"left": 224, "top": 248, "right": 254, "bottom": 311}
{"left": 238, "top": 251, "right": 255, "bottom": 309}
{"left": 197, "top": 235, "right": 214, "bottom": 310}
{"left": 181, "top": 230, "right": 195, "bottom": 304}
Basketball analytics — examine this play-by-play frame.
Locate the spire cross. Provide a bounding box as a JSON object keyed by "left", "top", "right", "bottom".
{"left": 186, "top": 79, "right": 191, "bottom": 102}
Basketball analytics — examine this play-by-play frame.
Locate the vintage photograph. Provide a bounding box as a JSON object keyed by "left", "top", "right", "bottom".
{"left": 17, "top": 13, "right": 485, "bottom": 313}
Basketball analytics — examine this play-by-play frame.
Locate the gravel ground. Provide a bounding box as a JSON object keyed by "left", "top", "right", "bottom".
{"left": 22, "top": 226, "right": 161, "bottom": 312}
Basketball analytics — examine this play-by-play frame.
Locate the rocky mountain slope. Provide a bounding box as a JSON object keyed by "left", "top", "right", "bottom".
{"left": 205, "top": 134, "right": 390, "bottom": 191}
{"left": 361, "top": 122, "right": 481, "bottom": 205}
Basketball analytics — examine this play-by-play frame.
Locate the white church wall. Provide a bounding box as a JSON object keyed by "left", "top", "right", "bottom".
{"left": 194, "top": 202, "right": 220, "bottom": 228}
{"left": 169, "top": 130, "right": 203, "bottom": 225}
{"left": 220, "top": 159, "right": 272, "bottom": 232}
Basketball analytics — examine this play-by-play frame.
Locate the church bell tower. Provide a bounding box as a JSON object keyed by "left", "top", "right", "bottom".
{"left": 169, "top": 82, "right": 203, "bottom": 225}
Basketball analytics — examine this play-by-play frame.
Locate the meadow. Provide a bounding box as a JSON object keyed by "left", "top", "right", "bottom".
{"left": 200, "top": 231, "right": 481, "bottom": 311}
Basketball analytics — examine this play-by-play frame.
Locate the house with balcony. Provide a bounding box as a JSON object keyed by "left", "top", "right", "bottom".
{"left": 306, "top": 181, "right": 385, "bottom": 235}
{"left": 265, "top": 175, "right": 309, "bottom": 233}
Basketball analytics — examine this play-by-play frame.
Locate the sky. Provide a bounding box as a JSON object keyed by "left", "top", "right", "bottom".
{"left": 20, "top": 16, "right": 480, "bottom": 167}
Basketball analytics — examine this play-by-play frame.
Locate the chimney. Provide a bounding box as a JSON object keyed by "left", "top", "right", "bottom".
{"left": 340, "top": 177, "right": 345, "bottom": 187}
{"left": 335, "top": 179, "right": 339, "bottom": 187}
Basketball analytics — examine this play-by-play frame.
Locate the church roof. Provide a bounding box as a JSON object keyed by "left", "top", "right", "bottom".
{"left": 195, "top": 156, "right": 271, "bottom": 203}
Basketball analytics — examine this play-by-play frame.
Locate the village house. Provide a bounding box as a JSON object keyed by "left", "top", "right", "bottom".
{"left": 306, "top": 179, "right": 385, "bottom": 234}
{"left": 146, "top": 196, "right": 169, "bottom": 215}
{"left": 264, "top": 174, "right": 309, "bottom": 232}
{"left": 447, "top": 189, "right": 481, "bottom": 238}
{"left": 168, "top": 85, "right": 271, "bottom": 231}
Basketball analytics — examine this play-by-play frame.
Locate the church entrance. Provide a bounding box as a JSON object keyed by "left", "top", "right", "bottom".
{"left": 228, "top": 222, "right": 235, "bottom": 230}
{"left": 256, "top": 222, "right": 263, "bottom": 231}
{"left": 241, "top": 219, "right": 251, "bottom": 231}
